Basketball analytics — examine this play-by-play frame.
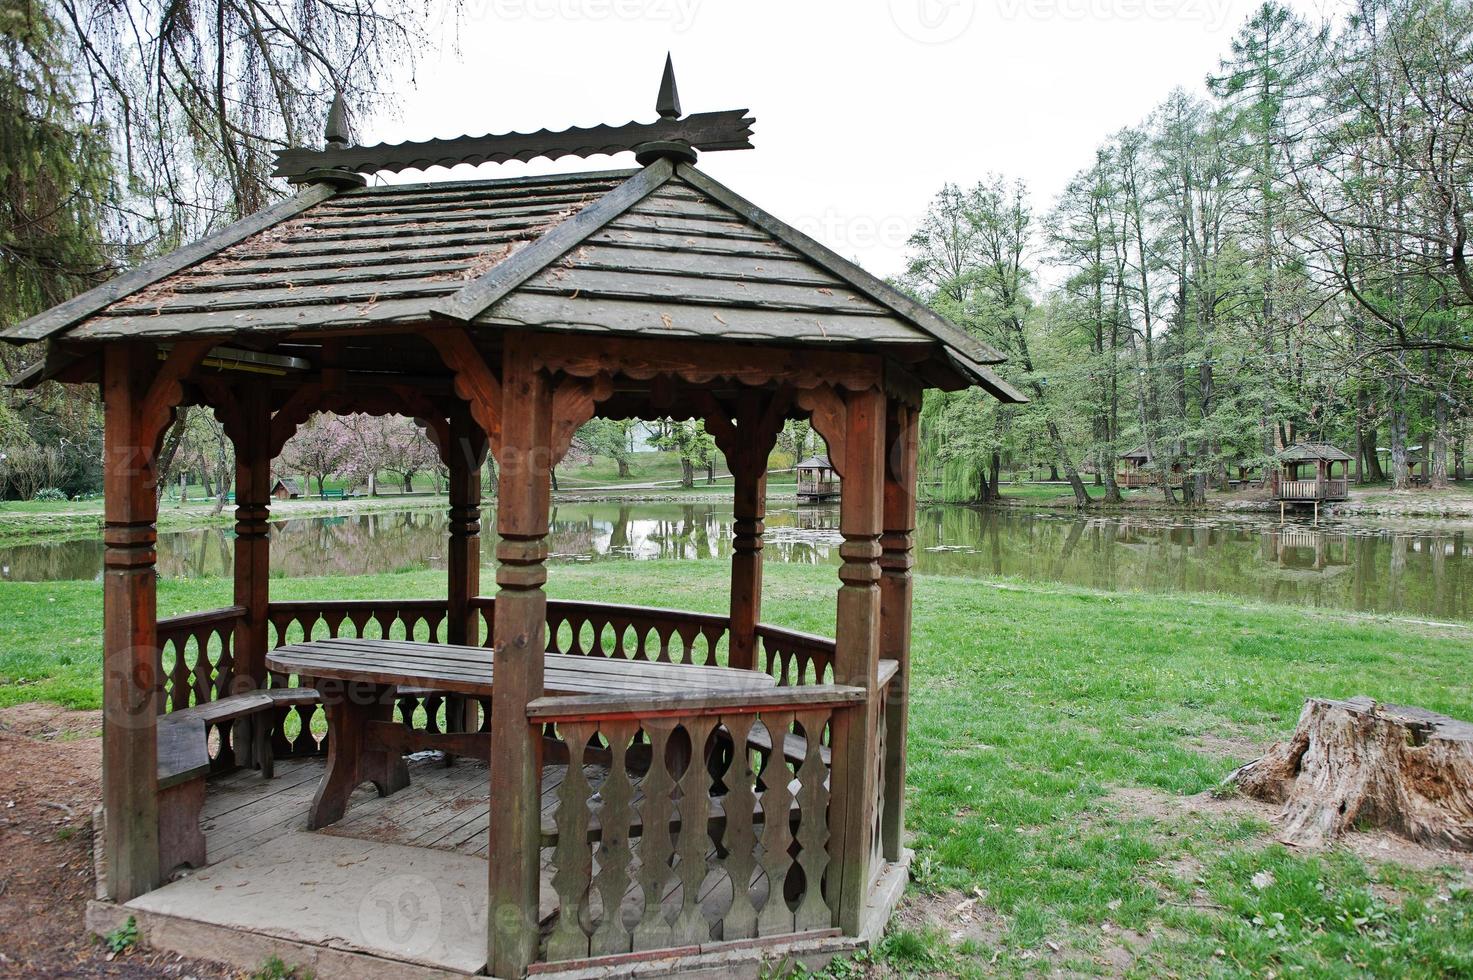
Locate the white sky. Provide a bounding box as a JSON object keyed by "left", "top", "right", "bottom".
{"left": 360, "top": 0, "right": 1335, "bottom": 281}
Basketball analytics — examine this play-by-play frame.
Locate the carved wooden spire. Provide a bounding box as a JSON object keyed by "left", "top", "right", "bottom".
{"left": 656, "top": 54, "right": 681, "bottom": 119}
{"left": 324, "top": 91, "right": 352, "bottom": 149}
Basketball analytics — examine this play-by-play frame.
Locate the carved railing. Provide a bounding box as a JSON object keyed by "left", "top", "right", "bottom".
{"left": 528, "top": 686, "right": 862, "bottom": 963}
{"left": 757, "top": 624, "right": 835, "bottom": 686}
{"left": 543, "top": 600, "right": 730, "bottom": 665}
{"left": 157, "top": 606, "right": 247, "bottom": 765}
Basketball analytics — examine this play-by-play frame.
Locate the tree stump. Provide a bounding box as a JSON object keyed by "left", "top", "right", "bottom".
{"left": 1228, "top": 696, "right": 1473, "bottom": 851}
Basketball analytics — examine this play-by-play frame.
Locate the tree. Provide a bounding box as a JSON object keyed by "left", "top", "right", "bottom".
{"left": 279, "top": 414, "right": 351, "bottom": 496}
{"left": 650, "top": 419, "right": 714, "bottom": 489}
{"left": 576, "top": 419, "right": 638, "bottom": 478}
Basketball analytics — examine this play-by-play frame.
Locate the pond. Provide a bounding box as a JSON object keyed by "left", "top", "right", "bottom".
{"left": 3, "top": 502, "right": 1472, "bottom": 623}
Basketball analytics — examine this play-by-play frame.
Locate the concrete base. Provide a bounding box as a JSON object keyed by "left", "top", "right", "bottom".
{"left": 89, "top": 833, "right": 912, "bottom": 979}
{"left": 125, "top": 831, "right": 489, "bottom": 974}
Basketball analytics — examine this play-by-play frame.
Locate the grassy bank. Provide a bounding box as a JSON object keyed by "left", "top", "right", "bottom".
{"left": 2, "top": 563, "right": 1471, "bottom": 975}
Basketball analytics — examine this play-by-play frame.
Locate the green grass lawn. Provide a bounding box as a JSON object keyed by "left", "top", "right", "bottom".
{"left": 2, "top": 562, "right": 1470, "bottom": 975}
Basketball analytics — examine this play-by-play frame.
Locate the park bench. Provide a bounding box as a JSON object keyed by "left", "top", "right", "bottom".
{"left": 155, "top": 687, "right": 321, "bottom": 874}
{"left": 321, "top": 488, "right": 345, "bottom": 500}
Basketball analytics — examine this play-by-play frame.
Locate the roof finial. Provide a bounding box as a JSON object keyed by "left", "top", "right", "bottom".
{"left": 656, "top": 53, "right": 681, "bottom": 119}
{"left": 324, "top": 90, "right": 352, "bottom": 150}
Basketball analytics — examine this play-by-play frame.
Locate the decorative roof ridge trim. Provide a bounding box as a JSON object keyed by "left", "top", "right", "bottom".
{"left": 2, "top": 182, "right": 341, "bottom": 344}
{"left": 273, "top": 110, "right": 753, "bottom": 180}
{"left": 672, "top": 163, "right": 1008, "bottom": 367}
{"left": 337, "top": 168, "right": 642, "bottom": 197}
{"left": 432, "top": 158, "right": 677, "bottom": 323}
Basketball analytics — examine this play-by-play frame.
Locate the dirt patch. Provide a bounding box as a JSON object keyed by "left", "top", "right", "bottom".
{"left": 1187, "top": 731, "right": 1263, "bottom": 762}
{"left": 0, "top": 719, "right": 234, "bottom": 978}
{"left": 0, "top": 701, "right": 103, "bottom": 740}
{"left": 893, "top": 888, "right": 1006, "bottom": 949}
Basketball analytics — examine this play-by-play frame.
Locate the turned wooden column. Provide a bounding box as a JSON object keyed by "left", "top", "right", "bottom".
{"left": 827, "top": 385, "right": 886, "bottom": 934}
{"left": 230, "top": 388, "right": 273, "bottom": 768}
{"left": 728, "top": 457, "right": 766, "bottom": 671}
{"left": 447, "top": 410, "right": 486, "bottom": 647}
{"left": 101, "top": 343, "right": 162, "bottom": 901}
{"left": 879, "top": 398, "right": 918, "bottom": 862}
{"left": 232, "top": 389, "right": 272, "bottom": 690}
{"left": 488, "top": 338, "right": 552, "bottom": 978}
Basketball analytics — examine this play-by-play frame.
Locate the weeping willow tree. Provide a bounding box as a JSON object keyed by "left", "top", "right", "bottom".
{"left": 52, "top": 0, "right": 439, "bottom": 240}
{"left": 0, "top": 0, "right": 117, "bottom": 336}
{"left": 0, "top": 0, "right": 116, "bottom": 494}
{"left": 919, "top": 389, "right": 1006, "bottom": 503}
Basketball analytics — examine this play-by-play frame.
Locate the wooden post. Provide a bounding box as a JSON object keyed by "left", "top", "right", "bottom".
{"left": 101, "top": 343, "right": 162, "bottom": 901}
{"left": 488, "top": 337, "right": 552, "bottom": 978}
{"left": 879, "top": 398, "right": 918, "bottom": 862}
{"left": 447, "top": 410, "right": 486, "bottom": 647}
{"left": 728, "top": 455, "right": 766, "bottom": 671}
{"left": 826, "top": 385, "right": 885, "bottom": 934}
{"left": 230, "top": 388, "right": 273, "bottom": 768}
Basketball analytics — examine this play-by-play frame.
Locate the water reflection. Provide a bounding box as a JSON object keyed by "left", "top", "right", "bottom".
{"left": 3, "top": 502, "right": 1472, "bottom": 623}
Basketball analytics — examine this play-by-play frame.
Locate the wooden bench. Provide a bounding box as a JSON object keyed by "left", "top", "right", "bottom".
{"left": 169, "top": 687, "right": 321, "bottom": 778}
{"left": 155, "top": 687, "right": 321, "bottom": 875}
{"left": 156, "top": 714, "right": 211, "bottom": 875}
{"left": 321, "top": 488, "right": 345, "bottom": 500}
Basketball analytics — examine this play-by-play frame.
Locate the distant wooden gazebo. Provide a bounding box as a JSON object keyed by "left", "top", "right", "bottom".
{"left": 1273, "top": 443, "right": 1353, "bottom": 520}
{"left": 4, "top": 63, "right": 1022, "bottom": 978}
{"left": 1117, "top": 444, "right": 1180, "bottom": 488}
{"left": 796, "top": 454, "right": 840, "bottom": 503}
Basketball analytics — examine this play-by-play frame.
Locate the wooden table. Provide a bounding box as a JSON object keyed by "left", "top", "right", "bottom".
{"left": 266, "top": 637, "right": 777, "bottom": 829}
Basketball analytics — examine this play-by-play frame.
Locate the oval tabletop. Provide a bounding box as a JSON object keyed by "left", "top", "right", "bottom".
{"left": 266, "top": 637, "right": 779, "bottom": 698}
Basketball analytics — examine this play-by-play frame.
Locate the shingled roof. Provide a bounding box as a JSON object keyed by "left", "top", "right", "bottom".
{"left": 1276, "top": 443, "right": 1354, "bottom": 463}
{"left": 2, "top": 160, "right": 1022, "bottom": 401}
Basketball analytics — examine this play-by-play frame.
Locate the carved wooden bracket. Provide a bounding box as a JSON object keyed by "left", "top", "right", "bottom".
{"left": 694, "top": 387, "right": 792, "bottom": 480}
{"left": 426, "top": 327, "right": 503, "bottom": 454}
{"left": 267, "top": 382, "right": 325, "bottom": 458}
{"left": 796, "top": 384, "right": 848, "bottom": 478}
{"left": 142, "top": 340, "right": 215, "bottom": 455}
{"left": 550, "top": 372, "right": 614, "bottom": 466}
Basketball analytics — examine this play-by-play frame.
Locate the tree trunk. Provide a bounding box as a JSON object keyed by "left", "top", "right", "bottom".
{"left": 1229, "top": 696, "right": 1473, "bottom": 851}
{"left": 617, "top": 458, "right": 631, "bottom": 478}
{"left": 680, "top": 459, "right": 693, "bottom": 489}
{"left": 1432, "top": 397, "right": 1450, "bottom": 489}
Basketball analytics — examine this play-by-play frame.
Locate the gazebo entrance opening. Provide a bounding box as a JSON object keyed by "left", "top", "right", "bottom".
{"left": 7, "top": 64, "right": 1022, "bottom": 977}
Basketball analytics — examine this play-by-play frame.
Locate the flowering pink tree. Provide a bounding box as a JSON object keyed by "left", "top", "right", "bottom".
{"left": 340, "top": 414, "right": 443, "bottom": 494}
{"left": 279, "top": 414, "right": 354, "bottom": 496}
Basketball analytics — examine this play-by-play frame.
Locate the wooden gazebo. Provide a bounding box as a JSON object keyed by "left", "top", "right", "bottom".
{"left": 1273, "top": 443, "right": 1353, "bottom": 520}
{"left": 795, "top": 454, "right": 840, "bottom": 503}
{"left": 5, "top": 65, "right": 1022, "bottom": 978}
{"left": 1117, "top": 444, "right": 1181, "bottom": 489}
